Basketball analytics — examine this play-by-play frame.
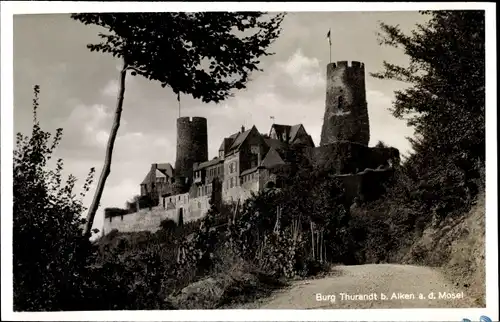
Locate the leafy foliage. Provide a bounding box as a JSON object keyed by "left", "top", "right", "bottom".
{"left": 350, "top": 10, "right": 486, "bottom": 264}
{"left": 71, "top": 12, "right": 285, "bottom": 103}
{"left": 220, "top": 167, "right": 351, "bottom": 278}
{"left": 13, "top": 86, "right": 96, "bottom": 311}
{"left": 371, "top": 10, "right": 485, "bottom": 177}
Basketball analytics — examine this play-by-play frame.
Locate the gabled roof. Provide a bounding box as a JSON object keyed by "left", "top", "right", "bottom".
{"left": 218, "top": 132, "right": 241, "bottom": 152}
{"left": 157, "top": 163, "right": 174, "bottom": 177}
{"left": 230, "top": 126, "right": 256, "bottom": 151}
{"left": 289, "top": 124, "right": 302, "bottom": 142}
{"left": 219, "top": 126, "right": 259, "bottom": 155}
{"left": 261, "top": 147, "right": 287, "bottom": 169}
{"left": 270, "top": 124, "right": 291, "bottom": 140}
{"left": 140, "top": 163, "right": 174, "bottom": 185}
{"left": 269, "top": 123, "right": 313, "bottom": 146}
{"left": 141, "top": 173, "right": 151, "bottom": 185}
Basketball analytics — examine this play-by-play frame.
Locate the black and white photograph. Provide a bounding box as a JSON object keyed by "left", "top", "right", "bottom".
{"left": 1, "top": 2, "right": 497, "bottom": 321}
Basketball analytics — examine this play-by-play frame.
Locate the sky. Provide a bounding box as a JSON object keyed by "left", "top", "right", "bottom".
{"left": 13, "top": 11, "right": 429, "bottom": 233}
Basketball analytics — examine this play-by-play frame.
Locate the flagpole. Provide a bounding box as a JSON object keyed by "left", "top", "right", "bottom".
{"left": 327, "top": 28, "right": 332, "bottom": 64}
{"left": 178, "top": 92, "right": 180, "bottom": 118}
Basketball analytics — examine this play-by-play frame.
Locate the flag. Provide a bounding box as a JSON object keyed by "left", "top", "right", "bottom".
{"left": 327, "top": 29, "right": 331, "bottom": 45}
{"left": 177, "top": 92, "right": 180, "bottom": 102}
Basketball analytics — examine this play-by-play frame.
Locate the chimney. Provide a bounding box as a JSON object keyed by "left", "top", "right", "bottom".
{"left": 241, "top": 125, "right": 245, "bottom": 133}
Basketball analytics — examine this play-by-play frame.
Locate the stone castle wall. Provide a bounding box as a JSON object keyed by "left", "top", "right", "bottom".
{"left": 103, "top": 206, "right": 174, "bottom": 235}
{"left": 320, "top": 61, "right": 370, "bottom": 146}
{"left": 103, "top": 194, "right": 211, "bottom": 234}
{"left": 308, "top": 142, "right": 399, "bottom": 174}
{"left": 337, "top": 167, "right": 395, "bottom": 203}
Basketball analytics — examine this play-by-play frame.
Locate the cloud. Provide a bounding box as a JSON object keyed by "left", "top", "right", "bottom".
{"left": 62, "top": 103, "right": 112, "bottom": 149}
{"left": 102, "top": 79, "right": 119, "bottom": 97}
{"left": 277, "top": 49, "right": 325, "bottom": 91}
{"left": 366, "top": 90, "right": 414, "bottom": 154}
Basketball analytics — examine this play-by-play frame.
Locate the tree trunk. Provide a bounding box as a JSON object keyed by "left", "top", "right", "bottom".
{"left": 316, "top": 229, "right": 320, "bottom": 262}
{"left": 83, "top": 59, "right": 128, "bottom": 237}
{"left": 310, "top": 219, "right": 315, "bottom": 260}
{"left": 319, "top": 230, "right": 323, "bottom": 263}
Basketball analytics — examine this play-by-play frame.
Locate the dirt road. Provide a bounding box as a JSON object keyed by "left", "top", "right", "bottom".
{"left": 244, "top": 264, "right": 477, "bottom": 309}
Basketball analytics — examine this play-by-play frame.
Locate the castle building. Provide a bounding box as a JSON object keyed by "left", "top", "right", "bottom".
{"left": 140, "top": 121, "right": 315, "bottom": 213}
{"left": 104, "top": 61, "right": 400, "bottom": 234}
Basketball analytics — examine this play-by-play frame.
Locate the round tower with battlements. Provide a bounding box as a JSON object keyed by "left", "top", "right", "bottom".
{"left": 174, "top": 117, "right": 208, "bottom": 194}
{"left": 320, "top": 61, "right": 370, "bottom": 146}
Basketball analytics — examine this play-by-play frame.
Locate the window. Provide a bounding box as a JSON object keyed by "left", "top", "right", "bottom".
{"left": 338, "top": 96, "right": 344, "bottom": 110}
{"left": 230, "top": 177, "right": 234, "bottom": 188}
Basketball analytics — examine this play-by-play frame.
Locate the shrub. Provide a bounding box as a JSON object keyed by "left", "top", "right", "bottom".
{"left": 13, "top": 86, "right": 96, "bottom": 311}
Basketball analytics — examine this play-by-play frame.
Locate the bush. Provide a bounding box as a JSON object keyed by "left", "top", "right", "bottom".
{"left": 13, "top": 86, "right": 96, "bottom": 311}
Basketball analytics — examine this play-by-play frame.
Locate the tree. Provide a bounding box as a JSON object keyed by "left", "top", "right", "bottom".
{"left": 371, "top": 11, "right": 485, "bottom": 171}
{"left": 71, "top": 12, "right": 286, "bottom": 237}
{"left": 13, "top": 86, "right": 96, "bottom": 310}
{"left": 371, "top": 11, "right": 485, "bottom": 217}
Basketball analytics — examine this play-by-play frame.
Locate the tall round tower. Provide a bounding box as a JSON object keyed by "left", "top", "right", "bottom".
{"left": 320, "top": 61, "right": 370, "bottom": 146}
{"left": 174, "top": 117, "right": 208, "bottom": 192}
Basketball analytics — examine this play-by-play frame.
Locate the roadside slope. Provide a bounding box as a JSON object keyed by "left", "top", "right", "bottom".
{"left": 403, "top": 192, "right": 486, "bottom": 306}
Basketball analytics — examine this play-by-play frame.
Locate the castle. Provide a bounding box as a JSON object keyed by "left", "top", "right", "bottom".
{"left": 103, "top": 61, "right": 400, "bottom": 234}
